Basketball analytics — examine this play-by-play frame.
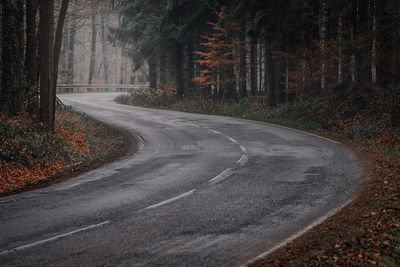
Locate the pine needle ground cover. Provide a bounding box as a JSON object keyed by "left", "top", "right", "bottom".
{"left": 0, "top": 107, "right": 129, "bottom": 196}
{"left": 115, "top": 91, "right": 400, "bottom": 266}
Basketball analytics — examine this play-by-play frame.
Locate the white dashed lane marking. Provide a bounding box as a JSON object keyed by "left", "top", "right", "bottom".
{"left": 0, "top": 221, "right": 110, "bottom": 255}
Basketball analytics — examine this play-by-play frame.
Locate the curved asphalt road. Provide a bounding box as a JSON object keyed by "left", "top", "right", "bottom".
{"left": 0, "top": 93, "right": 362, "bottom": 266}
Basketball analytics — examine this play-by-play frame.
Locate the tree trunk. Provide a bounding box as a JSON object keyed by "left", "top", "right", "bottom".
{"left": 259, "top": 42, "right": 263, "bottom": 92}
{"left": 52, "top": 0, "right": 69, "bottom": 118}
{"left": 239, "top": 24, "right": 247, "bottom": 98}
{"left": 175, "top": 42, "right": 184, "bottom": 99}
{"left": 212, "top": 72, "right": 218, "bottom": 98}
{"left": 302, "top": 49, "right": 306, "bottom": 94}
{"left": 100, "top": 13, "right": 109, "bottom": 83}
{"left": 119, "top": 48, "right": 124, "bottom": 84}
{"left": 223, "top": 49, "right": 236, "bottom": 99}
{"left": 265, "top": 40, "right": 276, "bottom": 106}
{"left": 186, "top": 36, "right": 194, "bottom": 91}
{"left": 338, "top": 16, "right": 344, "bottom": 83}
{"left": 285, "top": 57, "right": 289, "bottom": 103}
{"left": 320, "top": 0, "right": 327, "bottom": 91}
{"left": 217, "top": 71, "right": 223, "bottom": 98}
{"left": 1, "top": 0, "right": 24, "bottom": 115}
{"left": 350, "top": 0, "right": 358, "bottom": 85}
{"left": 263, "top": 38, "right": 269, "bottom": 103}
{"left": 370, "top": 0, "right": 377, "bottom": 85}
{"left": 250, "top": 37, "right": 257, "bottom": 96}
{"left": 274, "top": 61, "right": 280, "bottom": 104}
{"left": 0, "top": 1, "right": 2, "bottom": 97}
{"left": 25, "top": 0, "right": 38, "bottom": 90}
{"left": 390, "top": 0, "right": 400, "bottom": 87}
{"left": 67, "top": 25, "right": 76, "bottom": 84}
{"left": 159, "top": 49, "right": 166, "bottom": 87}
{"left": 124, "top": 56, "right": 128, "bottom": 83}
{"left": 396, "top": 0, "right": 400, "bottom": 86}
{"left": 39, "top": 0, "right": 55, "bottom": 131}
{"left": 148, "top": 54, "right": 157, "bottom": 89}
{"left": 88, "top": 10, "right": 97, "bottom": 84}
{"left": 60, "top": 22, "right": 68, "bottom": 72}
{"left": 0, "top": 0, "right": 2, "bottom": 80}
{"left": 375, "top": 0, "right": 391, "bottom": 88}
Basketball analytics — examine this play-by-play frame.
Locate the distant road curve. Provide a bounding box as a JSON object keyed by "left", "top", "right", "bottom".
{"left": 56, "top": 83, "right": 149, "bottom": 93}
{"left": 0, "top": 93, "right": 362, "bottom": 266}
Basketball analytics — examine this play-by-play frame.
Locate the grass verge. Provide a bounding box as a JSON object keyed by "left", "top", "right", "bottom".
{"left": 115, "top": 92, "right": 399, "bottom": 266}
{"left": 0, "top": 106, "right": 130, "bottom": 197}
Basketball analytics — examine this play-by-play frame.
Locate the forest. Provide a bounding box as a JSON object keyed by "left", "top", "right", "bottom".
{"left": 1, "top": 0, "right": 137, "bottom": 131}
{"left": 109, "top": 0, "right": 400, "bottom": 151}
{"left": 1, "top": 0, "right": 400, "bottom": 266}
{"left": 0, "top": 0, "right": 131, "bottom": 194}
{"left": 1, "top": 0, "right": 400, "bottom": 127}
{"left": 112, "top": 0, "right": 400, "bottom": 103}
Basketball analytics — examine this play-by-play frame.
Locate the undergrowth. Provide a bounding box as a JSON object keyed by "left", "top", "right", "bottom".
{"left": 115, "top": 88, "right": 400, "bottom": 151}
{"left": 0, "top": 107, "right": 126, "bottom": 195}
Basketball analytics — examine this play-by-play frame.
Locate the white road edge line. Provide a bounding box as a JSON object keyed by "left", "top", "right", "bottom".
{"left": 242, "top": 197, "right": 355, "bottom": 267}
{"left": 225, "top": 136, "right": 239, "bottom": 144}
{"left": 294, "top": 130, "right": 340, "bottom": 144}
{"left": 232, "top": 117, "right": 340, "bottom": 145}
{"left": 262, "top": 122, "right": 340, "bottom": 145}
{"left": 209, "top": 129, "right": 222, "bottom": 135}
{"left": 0, "top": 221, "right": 110, "bottom": 256}
{"left": 240, "top": 145, "right": 248, "bottom": 154}
{"left": 209, "top": 168, "right": 234, "bottom": 185}
{"left": 0, "top": 199, "right": 16, "bottom": 204}
{"left": 236, "top": 154, "right": 249, "bottom": 166}
{"left": 207, "top": 128, "right": 249, "bottom": 183}
{"left": 144, "top": 190, "right": 196, "bottom": 210}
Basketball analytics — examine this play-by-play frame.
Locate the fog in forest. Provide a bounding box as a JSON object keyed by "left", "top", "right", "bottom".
{"left": 56, "top": 1, "right": 147, "bottom": 86}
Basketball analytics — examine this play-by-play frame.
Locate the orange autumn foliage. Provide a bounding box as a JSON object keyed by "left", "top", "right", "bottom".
{"left": 0, "top": 110, "right": 91, "bottom": 194}
{"left": 193, "top": 7, "right": 241, "bottom": 89}
{"left": 0, "top": 160, "right": 67, "bottom": 194}
{"left": 54, "top": 121, "right": 90, "bottom": 154}
{"left": 251, "top": 95, "right": 268, "bottom": 104}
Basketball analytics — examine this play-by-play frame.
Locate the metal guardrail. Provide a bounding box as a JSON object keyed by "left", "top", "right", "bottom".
{"left": 56, "top": 84, "right": 149, "bottom": 94}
